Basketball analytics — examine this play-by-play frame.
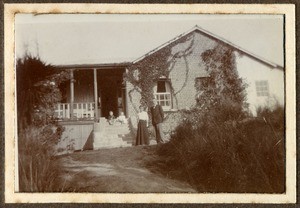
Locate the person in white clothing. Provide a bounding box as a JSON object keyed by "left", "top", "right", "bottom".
{"left": 117, "top": 112, "right": 127, "bottom": 124}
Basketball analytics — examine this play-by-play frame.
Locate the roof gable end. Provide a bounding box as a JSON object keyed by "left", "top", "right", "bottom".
{"left": 133, "top": 25, "right": 283, "bottom": 70}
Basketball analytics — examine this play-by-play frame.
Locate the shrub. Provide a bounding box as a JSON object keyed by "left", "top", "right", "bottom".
{"left": 198, "top": 45, "right": 248, "bottom": 113}
{"left": 256, "top": 104, "right": 285, "bottom": 132}
{"left": 17, "top": 55, "right": 69, "bottom": 192}
{"left": 153, "top": 44, "right": 284, "bottom": 192}
{"left": 156, "top": 105, "right": 285, "bottom": 193}
{"left": 18, "top": 125, "right": 63, "bottom": 192}
{"left": 17, "top": 55, "right": 69, "bottom": 130}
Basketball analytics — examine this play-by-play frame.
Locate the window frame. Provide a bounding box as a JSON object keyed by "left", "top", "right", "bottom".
{"left": 154, "top": 79, "right": 173, "bottom": 111}
{"left": 255, "top": 80, "right": 270, "bottom": 97}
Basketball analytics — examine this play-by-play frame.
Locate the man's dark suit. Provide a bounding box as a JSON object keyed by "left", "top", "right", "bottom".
{"left": 151, "top": 104, "right": 164, "bottom": 125}
{"left": 150, "top": 104, "right": 165, "bottom": 143}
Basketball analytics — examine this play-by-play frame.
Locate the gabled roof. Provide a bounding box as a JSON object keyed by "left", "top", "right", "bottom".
{"left": 133, "top": 25, "right": 284, "bottom": 70}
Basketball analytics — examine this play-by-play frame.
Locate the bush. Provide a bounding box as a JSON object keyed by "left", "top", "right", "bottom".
{"left": 151, "top": 43, "right": 284, "bottom": 193}
{"left": 18, "top": 125, "right": 64, "bottom": 192}
{"left": 155, "top": 105, "right": 285, "bottom": 193}
{"left": 256, "top": 104, "right": 285, "bottom": 132}
{"left": 17, "top": 55, "right": 69, "bottom": 192}
{"left": 17, "top": 55, "right": 69, "bottom": 130}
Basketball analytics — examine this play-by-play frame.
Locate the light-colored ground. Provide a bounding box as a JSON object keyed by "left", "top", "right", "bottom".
{"left": 57, "top": 145, "right": 196, "bottom": 193}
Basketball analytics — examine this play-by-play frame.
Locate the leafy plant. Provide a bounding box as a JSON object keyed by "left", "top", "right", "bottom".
{"left": 146, "top": 44, "right": 284, "bottom": 193}
{"left": 154, "top": 105, "right": 285, "bottom": 193}
{"left": 18, "top": 125, "right": 64, "bottom": 192}
{"left": 17, "top": 55, "right": 69, "bottom": 192}
{"left": 125, "top": 33, "right": 195, "bottom": 111}
{"left": 198, "top": 44, "right": 248, "bottom": 115}
{"left": 17, "top": 55, "right": 69, "bottom": 130}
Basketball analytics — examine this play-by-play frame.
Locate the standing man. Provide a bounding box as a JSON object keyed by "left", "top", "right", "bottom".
{"left": 150, "top": 98, "right": 165, "bottom": 144}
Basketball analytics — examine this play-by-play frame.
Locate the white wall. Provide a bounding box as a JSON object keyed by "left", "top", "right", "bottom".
{"left": 168, "top": 32, "right": 216, "bottom": 110}
{"left": 236, "top": 53, "right": 284, "bottom": 115}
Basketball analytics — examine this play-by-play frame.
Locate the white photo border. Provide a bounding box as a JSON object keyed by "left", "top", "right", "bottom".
{"left": 4, "top": 3, "right": 296, "bottom": 204}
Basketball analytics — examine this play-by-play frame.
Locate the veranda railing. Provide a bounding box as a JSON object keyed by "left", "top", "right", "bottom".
{"left": 55, "top": 102, "right": 95, "bottom": 119}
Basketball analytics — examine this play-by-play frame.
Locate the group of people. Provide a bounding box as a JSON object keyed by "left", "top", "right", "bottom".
{"left": 107, "top": 98, "right": 165, "bottom": 146}
{"left": 107, "top": 111, "right": 127, "bottom": 125}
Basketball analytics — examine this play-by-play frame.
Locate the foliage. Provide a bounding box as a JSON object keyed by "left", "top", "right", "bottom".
{"left": 17, "top": 55, "right": 69, "bottom": 129}
{"left": 197, "top": 44, "right": 248, "bottom": 115}
{"left": 256, "top": 103, "right": 285, "bottom": 132}
{"left": 154, "top": 105, "right": 285, "bottom": 193}
{"left": 17, "top": 55, "right": 69, "bottom": 191}
{"left": 18, "top": 125, "right": 64, "bottom": 192}
{"left": 125, "top": 51, "right": 170, "bottom": 108}
{"left": 124, "top": 34, "right": 195, "bottom": 110}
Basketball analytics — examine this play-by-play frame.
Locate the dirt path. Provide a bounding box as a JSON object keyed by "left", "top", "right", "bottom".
{"left": 57, "top": 145, "right": 196, "bottom": 193}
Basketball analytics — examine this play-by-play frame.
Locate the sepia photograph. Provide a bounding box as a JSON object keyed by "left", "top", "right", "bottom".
{"left": 4, "top": 3, "right": 296, "bottom": 204}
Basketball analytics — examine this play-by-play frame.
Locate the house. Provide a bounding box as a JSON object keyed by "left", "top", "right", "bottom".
{"left": 55, "top": 26, "right": 284, "bottom": 151}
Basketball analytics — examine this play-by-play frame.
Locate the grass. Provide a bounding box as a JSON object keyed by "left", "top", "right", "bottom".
{"left": 18, "top": 125, "right": 63, "bottom": 192}
{"left": 17, "top": 104, "right": 285, "bottom": 193}
{"left": 151, "top": 105, "right": 285, "bottom": 193}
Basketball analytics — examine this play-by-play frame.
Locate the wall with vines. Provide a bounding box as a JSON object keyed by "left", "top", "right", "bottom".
{"left": 125, "top": 30, "right": 241, "bottom": 133}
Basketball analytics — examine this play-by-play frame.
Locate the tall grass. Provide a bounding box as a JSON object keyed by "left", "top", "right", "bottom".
{"left": 18, "top": 125, "right": 63, "bottom": 192}
{"left": 156, "top": 105, "right": 285, "bottom": 193}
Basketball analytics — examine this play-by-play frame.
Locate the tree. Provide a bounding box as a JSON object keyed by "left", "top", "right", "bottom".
{"left": 17, "top": 55, "right": 69, "bottom": 130}
{"left": 17, "top": 55, "right": 70, "bottom": 192}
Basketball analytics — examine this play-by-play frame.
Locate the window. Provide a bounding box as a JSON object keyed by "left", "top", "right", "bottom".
{"left": 255, "top": 80, "right": 269, "bottom": 97}
{"left": 154, "top": 80, "right": 172, "bottom": 110}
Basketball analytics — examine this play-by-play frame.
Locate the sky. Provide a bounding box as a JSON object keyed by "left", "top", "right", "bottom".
{"left": 15, "top": 14, "right": 284, "bottom": 66}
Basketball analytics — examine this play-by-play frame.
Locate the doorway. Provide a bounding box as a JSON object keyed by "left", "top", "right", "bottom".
{"left": 97, "top": 68, "right": 126, "bottom": 119}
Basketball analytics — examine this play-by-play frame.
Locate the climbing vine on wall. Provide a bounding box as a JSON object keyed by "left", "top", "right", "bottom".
{"left": 124, "top": 33, "right": 195, "bottom": 111}
{"left": 198, "top": 44, "right": 248, "bottom": 117}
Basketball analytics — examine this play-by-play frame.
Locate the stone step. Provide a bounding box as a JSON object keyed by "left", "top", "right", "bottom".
{"left": 105, "top": 128, "right": 130, "bottom": 130}
{"left": 93, "top": 121, "right": 133, "bottom": 149}
{"left": 94, "top": 142, "right": 129, "bottom": 147}
{"left": 105, "top": 127, "right": 129, "bottom": 130}
{"left": 94, "top": 144, "right": 131, "bottom": 149}
{"left": 119, "top": 135, "right": 133, "bottom": 139}
{"left": 105, "top": 129, "right": 130, "bottom": 132}
{"left": 105, "top": 123, "right": 129, "bottom": 127}
{"left": 94, "top": 140, "right": 132, "bottom": 145}
{"left": 106, "top": 123, "right": 129, "bottom": 125}
{"left": 120, "top": 136, "right": 133, "bottom": 141}
{"left": 105, "top": 133, "right": 130, "bottom": 137}
{"left": 105, "top": 133, "right": 131, "bottom": 137}
{"left": 94, "top": 134, "right": 131, "bottom": 147}
{"left": 94, "top": 144, "right": 132, "bottom": 150}
{"left": 94, "top": 136, "right": 121, "bottom": 141}
{"left": 94, "top": 134, "right": 132, "bottom": 140}
{"left": 94, "top": 141, "right": 128, "bottom": 147}
{"left": 93, "top": 137, "right": 130, "bottom": 144}
{"left": 104, "top": 127, "right": 130, "bottom": 131}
